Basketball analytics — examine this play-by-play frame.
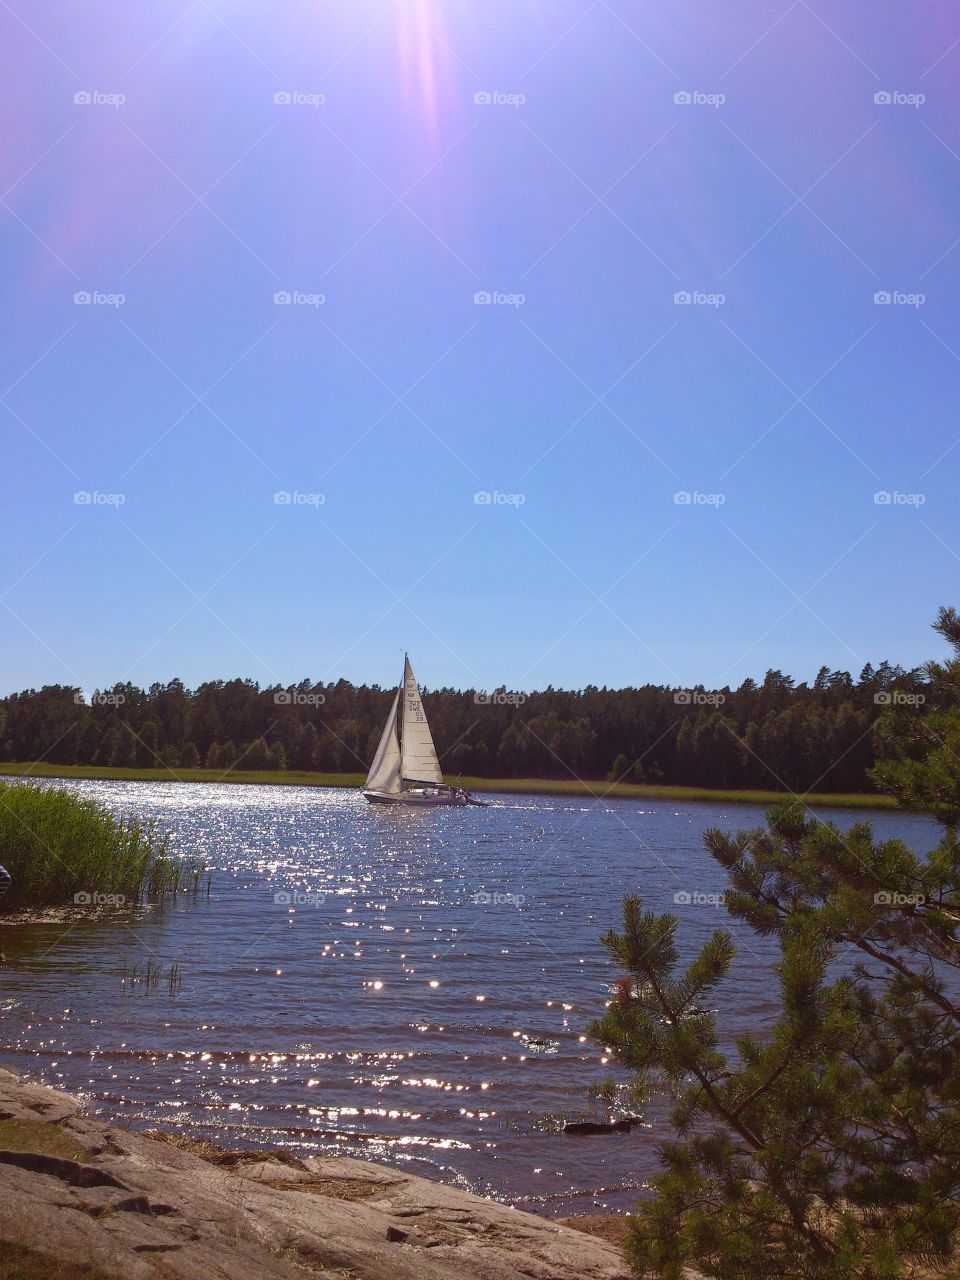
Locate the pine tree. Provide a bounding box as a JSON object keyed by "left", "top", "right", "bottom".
{"left": 329, "top": 719, "right": 360, "bottom": 772}
{"left": 244, "top": 738, "right": 270, "bottom": 770}
{"left": 94, "top": 726, "right": 120, "bottom": 766}
{"left": 608, "top": 752, "right": 630, "bottom": 782}
{"left": 592, "top": 608, "right": 960, "bottom": 1279}
{"left": 872, "top": 606, "right": 960, "bottom": 826}
{"left": 297, "top": 723, "right": 320, "bottom": 771}
{"left": 136, "top": 719, "right": 161, "bottom": 767}
{"left": 108, "top": 724, "right": 137, "bottom": 767}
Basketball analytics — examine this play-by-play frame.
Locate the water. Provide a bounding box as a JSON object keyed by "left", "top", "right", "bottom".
{"left": 0, "top": 780, "right": 940, "bottom": 1217}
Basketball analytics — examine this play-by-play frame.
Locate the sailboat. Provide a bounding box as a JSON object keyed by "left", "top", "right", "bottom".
{"left": 363, "top": 656, "right": 486, "bottom": 807}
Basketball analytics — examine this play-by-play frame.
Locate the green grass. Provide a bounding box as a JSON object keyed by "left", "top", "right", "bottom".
{"left": 457, "top": 776, "right": 899, "bottom": 809}
{"left": 0, "top": 761, "right": 367, "bottom": 788}
{"left": 0, "top": 1118, "right": 90, "bottom": 1162}
{"left": 0, "top": 780, "right": 204, "bottom": 909}
{"left": 0, "top": 761, "right": 898, "bottom": 810}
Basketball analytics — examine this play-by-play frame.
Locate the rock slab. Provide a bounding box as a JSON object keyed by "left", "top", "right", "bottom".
{"left": 0, "top": 1067, "right": 631, "bottom": 1279}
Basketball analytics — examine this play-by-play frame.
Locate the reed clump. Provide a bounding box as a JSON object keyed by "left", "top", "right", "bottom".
{"left": 0, "top": 782, "right": 201, "bottom": 909}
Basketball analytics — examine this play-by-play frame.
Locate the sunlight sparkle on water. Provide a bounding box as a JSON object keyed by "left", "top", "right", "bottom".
{"left": 6, "top": 781, "right": 935, "bottom": 1218}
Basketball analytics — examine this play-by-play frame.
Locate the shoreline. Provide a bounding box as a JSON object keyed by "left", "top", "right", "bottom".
{"left": 0, "top": 761, "right": 898, "bottom": 810}
{"left": 0, "top": 1066, "right": 632, "bottom": 1279}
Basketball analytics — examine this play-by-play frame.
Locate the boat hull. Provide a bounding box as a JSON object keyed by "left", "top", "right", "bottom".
{"left": 362, "top": 788, "right": 474, "bottom": 808}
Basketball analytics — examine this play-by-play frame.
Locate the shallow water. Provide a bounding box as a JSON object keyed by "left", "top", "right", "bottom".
{"left": 0, "top": 780, "right": 941, "bottom": 1216}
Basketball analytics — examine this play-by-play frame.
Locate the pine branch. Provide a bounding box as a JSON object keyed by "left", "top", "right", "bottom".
{"left": 852, "top": 937, "right": 960, "bottom": 1023}
{"left": 639, "top": 963, "right": 767, "bottom": 1153}
{"left": 730, "top": 1054, "right": 794, "bottom": 1121}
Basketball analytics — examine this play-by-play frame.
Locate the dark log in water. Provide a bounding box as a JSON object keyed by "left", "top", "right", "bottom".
{"left": 563, "top": 1117, "right": 644, "bottom": 1136}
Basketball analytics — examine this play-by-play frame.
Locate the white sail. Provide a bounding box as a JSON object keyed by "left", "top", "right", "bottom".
{"left": 400, "top": 655, "right": 444, "bottom": 784}
{"left": 364, "top": 689, "right": 401, "bottom": 793}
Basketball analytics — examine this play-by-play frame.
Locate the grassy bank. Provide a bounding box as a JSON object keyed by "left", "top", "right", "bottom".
{"left": 460, "top": 777, "right": 898, "bottom": 809}
{"left": 0, "top": 781, "right": 202, "bottom": 909}
{"left": 0, "top": 761, "right": 897, "bottom": 810}
{"left": 0, "top": 761, "right": 367, "bottom": 788}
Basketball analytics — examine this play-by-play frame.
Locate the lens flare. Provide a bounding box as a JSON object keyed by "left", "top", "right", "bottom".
{"left": 394, "top": 0, "right": 457, "bottom": 150}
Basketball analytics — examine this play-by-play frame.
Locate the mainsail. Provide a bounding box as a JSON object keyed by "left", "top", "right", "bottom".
{"left": 364, "top": 689, "right": 401, "bottom": 794}
{"left": 400, "top": 656, "right": 444, "bottom": 784}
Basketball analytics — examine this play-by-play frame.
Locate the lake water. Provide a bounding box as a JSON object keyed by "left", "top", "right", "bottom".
{"left": 0, "top": 780, "right": 941, "bottom": 1217}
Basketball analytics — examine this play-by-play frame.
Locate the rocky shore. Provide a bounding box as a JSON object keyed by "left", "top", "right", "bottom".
{"left": 0, "top": 1068, "right": 633, "bottom": 1279}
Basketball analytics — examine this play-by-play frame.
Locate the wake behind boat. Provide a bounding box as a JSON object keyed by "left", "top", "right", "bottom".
{"left": 363, "top": 656, "right": 487, "bottom": 807}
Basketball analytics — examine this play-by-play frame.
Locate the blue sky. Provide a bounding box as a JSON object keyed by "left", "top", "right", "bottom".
{"left": 2, "top": 0, "right": 959, "bottom": 696}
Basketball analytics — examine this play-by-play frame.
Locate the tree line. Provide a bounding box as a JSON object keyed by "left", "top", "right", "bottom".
{"left": 0, "top": 658, "right": 927, "bottom": 792}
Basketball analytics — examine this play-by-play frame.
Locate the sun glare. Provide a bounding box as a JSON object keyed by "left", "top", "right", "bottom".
{"left": 395, "top": 0, "right": 456, "bottom": 144}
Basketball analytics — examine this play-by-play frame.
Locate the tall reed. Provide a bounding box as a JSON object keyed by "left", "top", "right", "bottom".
{"left": 0, "top": 782, "right": 200, "bottom": 909}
